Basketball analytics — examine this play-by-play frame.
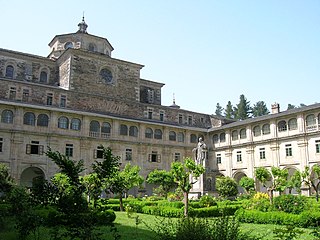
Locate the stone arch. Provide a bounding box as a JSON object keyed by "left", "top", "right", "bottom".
{"left": 233, "top": 171, "right": 247, "bottom": 194}
{"left": 20, "top": 166, "right": 45, "bottom": 187}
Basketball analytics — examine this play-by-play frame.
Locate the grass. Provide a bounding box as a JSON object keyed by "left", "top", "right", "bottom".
{"left": 0, "top": 212, "right": 316, "bottom": 240}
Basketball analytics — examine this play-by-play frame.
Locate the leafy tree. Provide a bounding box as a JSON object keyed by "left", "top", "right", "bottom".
{"left": 224, "top": 101, "right": 235, "bottom": 119}
{"left": 235, "top": 94, "right": 251, "bottom": 120}
{"left": 92, "top": 146, "right": 121, "bottom": 180}
{"left": 301, "top": 165, "right": 320, "bottom": 201}
{"left": 170, "top": 157, "right": 205, "bottom": 217}
{"left": 215, "top": 102, "right": 224, "bottom": 116}
{"left": 46, "top": 147, "right": 84, "bottom": 186}
{"left": 299, "top": 103, "right": 306, "bottom": 107}
{"left": 251, "top": 101, "right": 270, "bottom": 117}
{"left": 286, "top": 171, "right": 301, "bottom": 194}
{"left": 287, "top": 104, "right": 296, "bottom": 110}
{"left": 109, "top": 163, "right": 144, "bottom": 211}
{"left": 239, "top": 176, "right": 255, "bottom": 194}
{"left": 146, "top": 169, "right": 176, "bottom": 198}
{"left": 255, "top": 167, "right": 288, "bottom": 204}
{"left": 80, "top": 173, "right": 102, "bottom": 207}
{"left": 216, "top": 176, "right": 238, "bottom": 198}
{"left": 0, "top": 163, "right": 14, "bottom": 194}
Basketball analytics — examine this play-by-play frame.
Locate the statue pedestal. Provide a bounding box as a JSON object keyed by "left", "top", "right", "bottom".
{"left": 189, "top": 173, "right": 204, "bottom": 200}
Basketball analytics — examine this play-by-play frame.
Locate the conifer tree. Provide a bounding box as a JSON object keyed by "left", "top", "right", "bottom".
{"left": 215, "top": 103, "right": 224, "bottom": 116}
{"left": 224, "top": 101, "right": 235, "bottom": 119}
{"left": 235, "top": 94, "right": 251, "bottom": 120}
{"left": 251, "top": 101, "right": 270, "bottom": 117}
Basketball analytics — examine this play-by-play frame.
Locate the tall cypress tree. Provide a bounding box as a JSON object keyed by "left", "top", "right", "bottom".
{"left": 215, "top": 102, "right": 224, "bottom": 116}
{"left": 224, "top": 101, "right": 235, "bottom": 119}
{"left": 235, "top": 94, "right": 251, "bottom": 120}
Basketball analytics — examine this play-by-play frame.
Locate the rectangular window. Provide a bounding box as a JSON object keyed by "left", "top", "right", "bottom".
{"left": 47, "top": 93, "right": 53, "bottom": 106}
{"left": 9, "top": 87, "right": 16, "bottom": 100}
{"left": 316, "top": 140, "right": 320, "bottom": 153}
{"left": 285, "top": 144, "right": 292, "bottom": 157}
{"left": 148, "top": 109, "right": 153, "bottom": 119}
{"left": 95, "top": 146, "right": 104, "bottom": 159}
{"left": 22, "top": 89, "right": 30, "bottom": 102}
{"left": 178, "top": 114, "right": 183, "bottom": 124}
{"left": 174, "top": 153, "right": 181, "bottom": 162}
{"left": 26, "top": 141, "right": 44, "bottom": 155}
{"left": 259, "top": 148, "right": 266, "bottom": 160}
{"left": 236, "top": 151, "right": 242, "bottom": 162}
{"left": 200, "top": 117, "right": 204, "bottom": 123}
{"left": 0, "top": 138, "right": 3, "bottom": 152}
{"left": 216, "top": 153, "right": 221, "bottom": 164}
{"left": 188, "top": 116, "right": 192, "bottom": 125}
{"left": 160, "top": 111, "right": 164, "bottom": 121}
{"left": 65, "top": 144, "right": 73, "bottom": 157}
{"left": 60, "top": 95, "right": 67, "bottom": 108}
{"left": 126, "top": 149, "right": 132, "bottom": 161}
{"left": 149, "top": 151, "right": 161, "bottom": 163}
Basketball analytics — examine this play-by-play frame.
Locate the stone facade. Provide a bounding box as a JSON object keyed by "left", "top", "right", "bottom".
{"left": 0, "top": 18, "right": 319, "bottom": 196}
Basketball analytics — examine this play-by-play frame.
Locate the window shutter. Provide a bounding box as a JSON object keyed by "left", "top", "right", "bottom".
{"left": 94, "top": 149, "right": 97, "bottom": 159}
{"left": 157, "top": 154, "right": 161, "bottom": 163}
{"left": 148, "top": 154, "right": 152, "bottom": 162}
{"left": 39, "top": 145, "right": 44, "bottom": 155}
{"left": 26, "top": 144, "right": 31, "bottom": 154}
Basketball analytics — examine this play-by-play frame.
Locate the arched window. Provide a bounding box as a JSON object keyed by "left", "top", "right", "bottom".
{"left": 71, "top": 118, "right": 81, "bottom": 130}
{"left": 58, "top": 116, "right": 69, "bottom": 129}
{"left": 212, "top": 134, "right": 219, "bottom": 143}
{"left": 5, "top": 65, "right": 14, "bottom": 78}
{"left": 90, "top": 121, "right": 100, "bottom": 132}
{"left": 23, "top": 112, "right": 35, "bottom": 126}
{"left": 177, "top": 132, "right": 184, "bottom": 142}
{"left": 262, "top": 124, "right": 270, "bottom": 135}
{"left": 169, "top": 131, "right": 176, "bottom": 141}
{"left": 101, "top": 122, "right": 111, "bottom": 134}
{"left": 1, "top": 110, "right": 14, "bottom": 123}
{"left": 288, "top": 118, "right": 297, "bottom": 130}
{"left": 278, "top": 120, "right": 287, "bottom": 132}
{"left": 220, "top": 132, "right": 226, "bottom": 142}
{"left": 39, "top": 71, "right": 48, "bottom": 83}
{"left": 253, "top": 126, "right": 261, "bottom": 137}
{"left": 37, "top": 114, "right": 49, "bottom": 127}
{"left": 154, "top": 129, "right": 162, "bottom": 139}
{"left": 145, "top": 128, "right": 153, "bottom": 138}
{"left": 306, "top": 114, "right": 316, "bottom": 126}
{"left": 190, "top": 134, "right": 197, "bottom": 143}
{"left": 120, "top": 124, "right": 128, "bottom": 135}
{"left": 240, "top": 128, "right": 246, "bottom": 139}
{"left": 231, "top": 130, "right": 238, "bottom": 140}
{"left": 129, "top": 126, "right": 138, "bottom": 137}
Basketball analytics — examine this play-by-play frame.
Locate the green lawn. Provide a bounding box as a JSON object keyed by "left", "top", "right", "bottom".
{"left": 0, "top": 212, "right": 316, "bottom": 240}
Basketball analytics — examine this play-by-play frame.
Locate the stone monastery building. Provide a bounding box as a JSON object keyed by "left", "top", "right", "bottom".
{"left": 0, "top": 18, "right": 319, "bottom": 196}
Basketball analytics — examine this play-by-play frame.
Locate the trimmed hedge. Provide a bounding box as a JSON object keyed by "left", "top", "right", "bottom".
{"left": 189, "top": 205, "right": 240, "bottom": 218}
{"left": 142, "top": 206, "right": 184, "bottom": 218}
{"left": 235, "top": 209, "right": 320, "bottom": 228}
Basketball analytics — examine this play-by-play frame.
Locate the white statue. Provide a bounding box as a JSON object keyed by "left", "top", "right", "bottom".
{"left": 192, "top": 137, "right": 207, "bottom": 165}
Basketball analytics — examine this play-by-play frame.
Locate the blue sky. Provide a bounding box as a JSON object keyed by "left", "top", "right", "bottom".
{"left": 1, "top": 0, "right": 319, "bottom": 114}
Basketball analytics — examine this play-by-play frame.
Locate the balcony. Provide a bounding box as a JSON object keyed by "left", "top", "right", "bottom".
{"left": 89, "top": 131, "right": 110, "bottom": 139}
{"left": 306, "top": 124, "right": 319, "bottom": 132}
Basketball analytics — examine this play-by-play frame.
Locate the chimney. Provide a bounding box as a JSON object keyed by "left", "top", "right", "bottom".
{"left": 271, "top": 103, "right": 280, "bottom": 114}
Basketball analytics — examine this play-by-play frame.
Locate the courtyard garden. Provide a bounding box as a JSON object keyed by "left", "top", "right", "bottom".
{"left": 1, "top": 146, "right": 320, "bottom": 239}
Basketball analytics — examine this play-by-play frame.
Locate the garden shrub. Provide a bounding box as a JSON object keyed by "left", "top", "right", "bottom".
{"left": 189, "top": 201, "right": 202, "bottom": 208}
{"left": 142, "top": 206, "right": 183, "bottom": 218}
{"left": 273, "top": 194, "right": 308, "bottom": 214}
{"left": 94, "top": 209, "right": 116, "bottom": 225}
{"left": 199, "top": 195, "right": 217, "bottom": 207}
{"left": 189, "top": 205, "right": 240, "bottom": 218}
{"left": 146, "top": 214, "right": 257, "bottom": 240}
